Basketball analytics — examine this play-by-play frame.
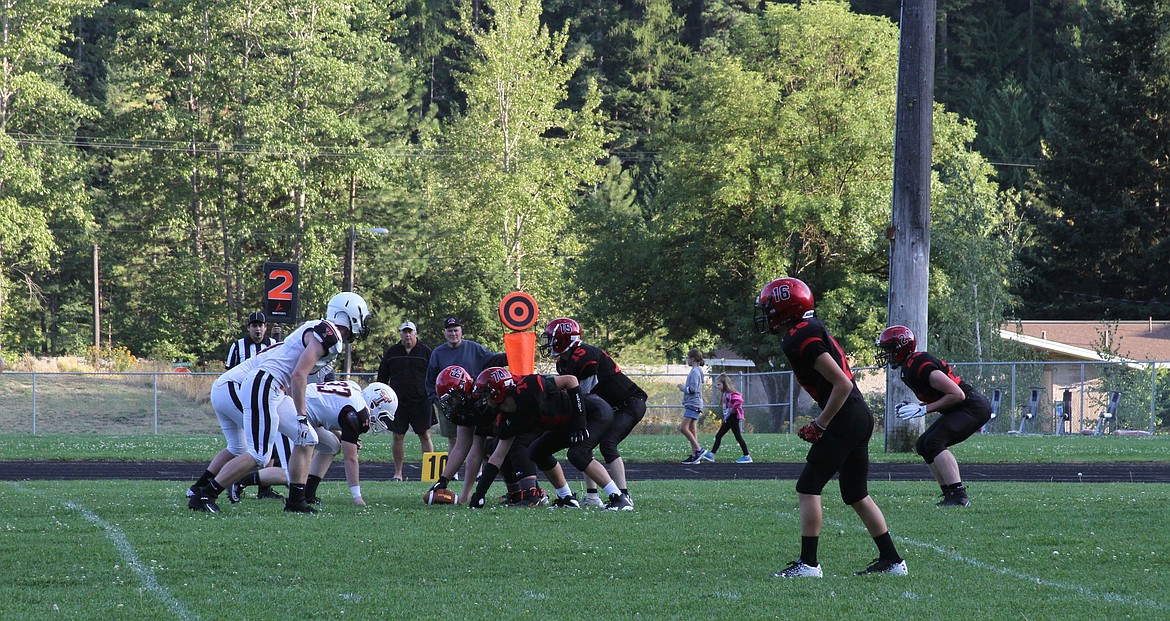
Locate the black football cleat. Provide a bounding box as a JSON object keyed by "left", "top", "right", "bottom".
{"left": 188, "top": 494, "right": 220, "bottom": 513}
{"left": 937, "top": 485, "right": 971, "bottom": 507}
{"left": 227, "top": 483, "right": 245, "bottom": 504}
{"left": 283, "top": 499, "right": 318, "bottom": 514}
{"left": 256, "top": 486, "right": 284, "bottom": 500}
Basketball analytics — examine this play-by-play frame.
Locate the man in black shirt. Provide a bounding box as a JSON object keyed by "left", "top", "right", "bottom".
{"left": 375, "top": 321, "right": 434, "bottom": 481}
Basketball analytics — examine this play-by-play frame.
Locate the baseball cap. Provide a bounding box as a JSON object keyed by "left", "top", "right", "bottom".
{"left": 444, "top": 317, "right": 462, "bottom": 329}
{"left": 247, "top": 312, "right": 266, "bottom": 325}
{"left": 399, "top": 321, "right": 416, "bottom": 332}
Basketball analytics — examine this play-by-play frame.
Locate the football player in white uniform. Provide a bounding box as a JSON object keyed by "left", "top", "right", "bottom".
{"left": 224, "top": 380, "right": 397, "bottom": 507}
{"left": 188, "top": 292, "right": 371, "bottom": 514}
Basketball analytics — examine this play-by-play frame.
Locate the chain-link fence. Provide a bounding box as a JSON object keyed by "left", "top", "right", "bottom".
{"left": 0, "top": 360, "right": 1166, "bottom": 435}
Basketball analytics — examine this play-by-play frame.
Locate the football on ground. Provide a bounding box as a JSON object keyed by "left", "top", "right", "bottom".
{"left": 424, "top": 488, "right": 458, "bottom": 505}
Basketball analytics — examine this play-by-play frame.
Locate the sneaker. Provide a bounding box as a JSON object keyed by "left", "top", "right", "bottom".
{"left": 937, "top": 487, "right": 971, "bottom": 507}
{"left": 735, "top": 455, "right": 754, "bottom": 464}
{"left": 580, "top": 494, "right": 605, "bottom": 509}
{"left": 185, "top": 485, "right": 198, "bottom": 498}
{"left": 256, "top": 487, "right": 284, "bottom": 500}
{"left": 604, "top": 492, "right": 634, "bottom": 511}
{"left": 513, "top": 487, "right": 549, "bottom": 507}
{"left": 681, "top": 450, "right": 702, "bottom": 465}
{"left": 227, "top": 482, "right": 245, "bottom": 504}
{"left": 854, "top": 558, "right": 908, "bottom": 576}
{"left": 306, "top": 496, "right": 322, "bottom": 505}
{"left": 551, "top": 494, "right": 581, "bottom": 509}
{"left": 771, "top": 560, "right": 823, "bottom": 578}
{"left": 505, "top": 489, "right": 524, "bottom": 505}
{"left": 187, "top": 493, "right": 220, "bottom": 513}
{"left": 700, "top": 450, "right": 716, "bottom": 462}
{"left": 283, "top": 499, "right": 319, "bottom": 514}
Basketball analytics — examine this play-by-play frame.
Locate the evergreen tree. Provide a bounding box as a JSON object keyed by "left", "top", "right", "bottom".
{"left": 1021, "top": 0, "right": 1170, "bottom": 319}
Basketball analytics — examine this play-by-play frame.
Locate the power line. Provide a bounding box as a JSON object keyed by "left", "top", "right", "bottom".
{"left": 11, "top": 132, "right": 662, "bottom": 163}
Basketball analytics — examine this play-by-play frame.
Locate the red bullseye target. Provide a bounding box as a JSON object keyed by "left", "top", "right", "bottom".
{"left": 498, "top": 292, "right": 539, "bottom": 331}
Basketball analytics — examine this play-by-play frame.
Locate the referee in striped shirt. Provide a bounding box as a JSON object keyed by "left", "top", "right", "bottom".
{"left": 224, "top": 311, "right": 283, "bottom": 500}
{"left": 226, "top": 312, "right": 275, "bottom": 370}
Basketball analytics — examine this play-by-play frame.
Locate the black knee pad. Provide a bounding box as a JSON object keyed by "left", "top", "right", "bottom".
{"left": 840, "top": 476, "right": 870, "bottom": 505}
{"left": 916, "top": 432, "right": 945, "bottom": 464}
{"left": 532, "top": 451, "right": 557, "bottom": 472}
{"left": 599, "top": 438, "right": 620, "bottom": 464}
{"left": 566, "top": 445, "right": 594, "bottom": 472}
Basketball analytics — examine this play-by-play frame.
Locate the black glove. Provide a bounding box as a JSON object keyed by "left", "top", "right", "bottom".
{"left": 569, "top": 416, "right": 589, "bottom": 444}
{"left": 567, "top": 384, "right": 589, "bottom": 443}
{"left": 429, "top": 476, "right": 450, "bottom": 492}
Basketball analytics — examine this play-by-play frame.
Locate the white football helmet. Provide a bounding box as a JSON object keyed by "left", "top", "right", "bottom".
{"left": 363, "top": 382, "right": 398, "bottom": 433}
{"left": 326, "top": 292, "right": 370, "bottom": 341}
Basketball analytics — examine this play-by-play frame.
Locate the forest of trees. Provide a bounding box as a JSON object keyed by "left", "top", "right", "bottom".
{"left": 0, "top": 0, "right": 1166, "bottom": 370}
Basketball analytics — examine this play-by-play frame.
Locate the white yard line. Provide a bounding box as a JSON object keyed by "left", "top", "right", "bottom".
{"left": 893, "top": 535, "right": 1170, "bottom": 613}
{"left": 816, "top": 510, "right": 1169, "bottom": 613}
{"left": 12, "top": 483, "right": 199, "bottom": 621}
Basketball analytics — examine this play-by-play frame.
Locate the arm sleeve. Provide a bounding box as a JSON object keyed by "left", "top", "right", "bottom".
{"left": 485, "top": 351, "right": 510, "bottom": 369}
{"left": 424, "top": 351, "right": 440, "bottom": 401}
{"left": 376, "top": 350, "right": 392, "bottom": 384}
{"left": 225, "top": 341, "right": 239, "bottom": 370}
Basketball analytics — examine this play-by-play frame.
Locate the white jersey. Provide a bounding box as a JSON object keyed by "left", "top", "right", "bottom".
{"left": 305, "top": 381, "right": 368, "bottom": 432}
{"left": 256, "top": 319, "right": 344, "bottom": 389}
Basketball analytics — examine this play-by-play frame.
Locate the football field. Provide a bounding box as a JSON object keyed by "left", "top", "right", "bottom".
{"left": 3, "top": 477, "right": 1168, "bottom": 620}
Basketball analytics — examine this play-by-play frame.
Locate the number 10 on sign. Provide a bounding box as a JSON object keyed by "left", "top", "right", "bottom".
{"left": 422, "top": 452, "right": 448, "bottom": 482}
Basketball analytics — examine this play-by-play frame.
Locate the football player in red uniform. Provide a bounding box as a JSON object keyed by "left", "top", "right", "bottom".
{"left": 427, "top": 366, "right": 548, "bottom": 506}
{"left": 876, "top": 325, "right": 992, "bottom": 506}
{"left": 541, "top": 317, "right": 645, "bottom": 509}
{"left": 757, "top": 277, "right": 906, "bottom": 578}
{"left": 467, "top": 367, "right": 632, "bottom": 510}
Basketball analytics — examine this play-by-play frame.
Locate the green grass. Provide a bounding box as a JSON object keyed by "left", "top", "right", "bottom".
{"left": 1, "top": 431, "right": 1167, "bottom": 463}
{"left": 3, "top": 479, "right": 1168, "bottom": 620}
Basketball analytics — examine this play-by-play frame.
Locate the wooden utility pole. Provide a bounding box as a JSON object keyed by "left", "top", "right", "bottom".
{"left": 93, "top": 244, "right": 101, "bottom": 349}
{"left": 885, "top": 0, "right": 936, "bottom": 452}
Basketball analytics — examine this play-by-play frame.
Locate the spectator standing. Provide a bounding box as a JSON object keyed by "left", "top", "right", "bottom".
{"left": 375, "top": 321, "right": 435, "bottom": 481}
{"left": 678, "top": 349, "right": 712, "bottom": 465}
{"left": 226, "top": 312, "right": 275, "bottom": 370}
{"left": 424, "top": 317, "right": 508, "bottom": 453}
{"left": 709, "top": 373, "right": 752, "bottom": 463}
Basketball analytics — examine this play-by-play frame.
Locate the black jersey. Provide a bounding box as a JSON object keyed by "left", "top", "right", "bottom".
{"left": 899, "top": 351, "right": 971, "bottom": 405}
{"left": 493, "top": 374, "right": 572, "bottom": 439}
{"left": 781, "top": 316, "right": 855, "bottom": 408}
{"left": 556, "top": 344, "right": 647, "bottom": 406}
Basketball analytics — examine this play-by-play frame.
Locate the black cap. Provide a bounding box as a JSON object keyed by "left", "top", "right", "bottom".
{"left": 247, "top": 312, "right": 266, "bottom": 325}
{"left": 444, "top": 317, "right": 462, "bottom": 329}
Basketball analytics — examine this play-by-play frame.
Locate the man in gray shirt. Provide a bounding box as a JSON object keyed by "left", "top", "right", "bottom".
{"left": 425, "top": 317, "right": 508, "bottom": 452}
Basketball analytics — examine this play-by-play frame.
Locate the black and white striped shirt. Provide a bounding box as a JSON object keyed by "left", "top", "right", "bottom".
{"left": 226, "top": 337, "right": 275, "bottom": 370}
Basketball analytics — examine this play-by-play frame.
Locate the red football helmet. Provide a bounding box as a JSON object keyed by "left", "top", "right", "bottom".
{"left": 755, "top": 278, "right": 815, "bottom": 334}
{"left": 473, "top": 366, "right": 516, "bottom": 405}
{"left": 876, "top": 325, "right": 916, "bottom": 368}
{"left": 436, "top": 365, "right": 473, "bottom": 399}
{"left": 540, "top": 317, "right": 583, "bottom": 359}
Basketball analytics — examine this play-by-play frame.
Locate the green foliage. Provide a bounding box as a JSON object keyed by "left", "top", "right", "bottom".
{"left": 409, "top": 0, "right": 611, "bottom": 344}
{"left": 0, "top": 0, "right": 102, "bottom": 354}
{"left": 1021, "top": 0, "right": 1170, "bottom": 319}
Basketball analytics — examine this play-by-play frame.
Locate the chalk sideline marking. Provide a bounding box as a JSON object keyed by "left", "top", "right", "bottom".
{"left": 12, "top": 483, "right": 199, "bottom": 621}
{"left": 814, "top": 512, "right": 1169, "bottom": 613}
